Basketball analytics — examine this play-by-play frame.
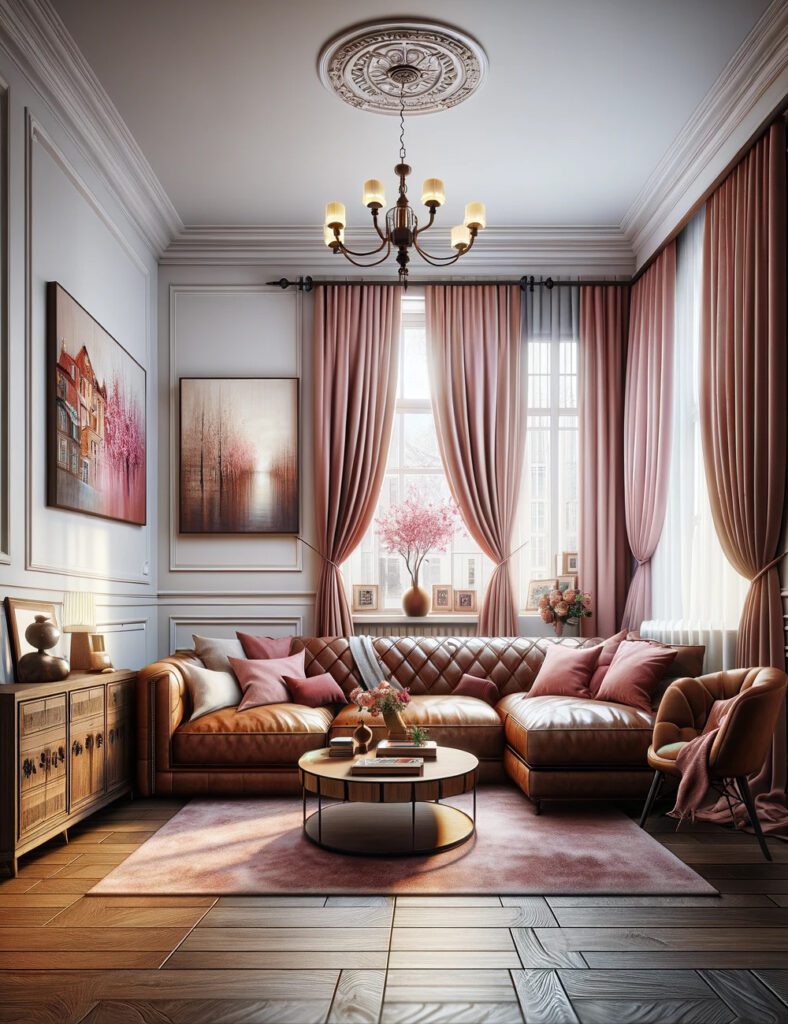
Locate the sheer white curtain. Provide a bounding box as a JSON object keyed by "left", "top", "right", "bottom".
{"left": 644, "top": 208, "right": 749, "bottom": 670}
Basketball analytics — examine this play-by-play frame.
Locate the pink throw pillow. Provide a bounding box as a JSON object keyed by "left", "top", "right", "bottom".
{"left": 236, "top": 632, "right": 292, "bottom": 659}
{"left": 528, "top": 643, "right": 603, "bottom": 699}
{"left": 587, "top": 629, "right": 628, "bottom": 695}
{"left": 594, "top": 640, "right": 677, "bottom": 712}
{"left": 230, "top": 651, "right": 305, "bottom": 710}
{"left": 284, "top": 673, "right": 348, "bottom": 708}
{"left": 454, "top": 674, "right": 499, "bottom": 706}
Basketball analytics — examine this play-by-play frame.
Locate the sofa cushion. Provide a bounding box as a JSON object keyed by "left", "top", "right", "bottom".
{"left": 172, "top": 703, "right": 334, "bottom": 766}
{"left": 193, "top": 634, "right": 246, "bottom": 673}
{"left": 501, "top": 693, "right": 655, "bottom": 768}
{"left": 329, "top": 694, "right": 504, "bottom": 760}
{"left": 454, "top": 674, "right": 499, "bottom": 706}
{"left": 527, "top": 643, "right": 602, "bottom": 699}
{"left": 237, "top": 632, "right": 293, "bottom": 659}
{"left": 595, "top": 640, "right": 677, "bottom": 712}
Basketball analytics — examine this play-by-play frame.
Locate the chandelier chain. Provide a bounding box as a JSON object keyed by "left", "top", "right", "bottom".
{"left": 398, "top": 87, "right": 407, "bottom": 195}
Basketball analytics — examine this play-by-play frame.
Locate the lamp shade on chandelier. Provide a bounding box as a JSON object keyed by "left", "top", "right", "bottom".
{"left": 323, "top": 78, "right": 486, "bottom": 285}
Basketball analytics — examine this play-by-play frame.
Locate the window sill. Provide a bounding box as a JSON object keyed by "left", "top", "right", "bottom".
{"left": 353, "top": 613, "right": 478, "bottom": 624}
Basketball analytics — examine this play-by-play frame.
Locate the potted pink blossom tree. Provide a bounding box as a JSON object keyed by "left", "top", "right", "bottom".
{"left": 376, "top": 493, "right": 458, "bottom": 616}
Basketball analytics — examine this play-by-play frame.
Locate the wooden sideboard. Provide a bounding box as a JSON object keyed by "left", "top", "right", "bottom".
{"left": 0, "top": 670, "right": 136, "bottom": 876}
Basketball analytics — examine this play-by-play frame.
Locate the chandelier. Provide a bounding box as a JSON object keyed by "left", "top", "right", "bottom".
{"left": 323, "top": 74, "right": 486, "bottom": 286}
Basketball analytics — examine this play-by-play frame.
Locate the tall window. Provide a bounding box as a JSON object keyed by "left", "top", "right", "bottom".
{"left": 345, "top": 294, "right": 490, "bottom": 612}
{"left": 345, "top": 290, "right": 579, "bottom": 615}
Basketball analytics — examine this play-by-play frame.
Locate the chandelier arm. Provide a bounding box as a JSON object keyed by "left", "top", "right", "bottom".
{"left": 335, "top": 243, "right": 393, "bottom": 268}
{"left": 413, "top": 206, "right": 437, "bottom": 237}
{"left": 334, "top": 234, "right": 390, "bottom": 258}
{"left": 371, "top": 208, "right": 387, "bottom": 242}
{"left": 414, "top": 229, "right": 478, "bottom": 264}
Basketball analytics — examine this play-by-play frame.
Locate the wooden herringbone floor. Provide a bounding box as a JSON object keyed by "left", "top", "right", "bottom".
{"left": 1, "top": 797, "right": 787, "bottom": 1023}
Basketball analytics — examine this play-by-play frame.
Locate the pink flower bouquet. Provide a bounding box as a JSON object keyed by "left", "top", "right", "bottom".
{"left": 538, "top": 588, "right": 593, "bottom": 635}
{"left": 348, "top": 680, "right": 411, "bottom": 718}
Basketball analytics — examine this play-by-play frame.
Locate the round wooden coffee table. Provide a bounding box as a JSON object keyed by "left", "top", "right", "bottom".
{"left": 298, "top": 746, "right": 479, "bottom": 856}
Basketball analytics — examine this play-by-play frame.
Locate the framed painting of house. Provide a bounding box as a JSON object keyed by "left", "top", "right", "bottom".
{"left": 47, "top": 283, "right": 147, "bottom": 526}
{"left": 179, "top": 377, "right": 299, "bottom": 534}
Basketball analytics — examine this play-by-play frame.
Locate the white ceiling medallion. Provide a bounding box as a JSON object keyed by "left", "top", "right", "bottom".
{"left": 318, "top": 20, "right": 488, "bottom": 115}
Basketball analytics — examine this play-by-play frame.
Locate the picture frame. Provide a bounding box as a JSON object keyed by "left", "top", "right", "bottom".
{"left": 47, "top": 282, "right": 147, "bottom": 526}
{"left": 431, "top": 585, "right": 453, "bottom": 612}
{"left": 560, "top": 551, "right": 579, "bottom": 575}
{"left": 352, "top": 584, "right": 379, "bottom": 613}
{"left": 525, "top": 578, "right": 558, "bottom": 612}
{"left": 453, "top": 589, "right": 478, "bottom": 613}
{"left": 557, "top": 575, "right": 578, "bottom": 592}
{"left": 3, "top": 597, "right": 64, "bottom": 679}
{"left": 179, "top": 377, "right": 300, "bottom": 535}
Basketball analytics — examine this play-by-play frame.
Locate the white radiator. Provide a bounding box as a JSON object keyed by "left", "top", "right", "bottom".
{"left": 640, "top": 620, "right": 738, "bottom": 673}
{"left": 355, "top": 619, "right": 478, "bottom": 638}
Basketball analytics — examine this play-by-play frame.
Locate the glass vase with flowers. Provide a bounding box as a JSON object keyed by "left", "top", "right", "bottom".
{"left": 349, "top": 680, "right": 412, "bottom": 740}
{"left": 538, "top": 587, "right": 593, "bottom": 636}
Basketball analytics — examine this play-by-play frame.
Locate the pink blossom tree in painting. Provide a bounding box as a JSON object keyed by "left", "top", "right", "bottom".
{"left": 102, "top": 374, "right": 145, "bottom": 519}
{"left": 376, "top": 491, "right": 458, "bottom": 588}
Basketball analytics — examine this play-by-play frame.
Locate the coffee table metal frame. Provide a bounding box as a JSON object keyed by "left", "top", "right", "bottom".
{"left": 298, "top": 747, "right": 479, "bottom": 856}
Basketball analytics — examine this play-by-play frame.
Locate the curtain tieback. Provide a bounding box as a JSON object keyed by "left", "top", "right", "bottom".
{"left": 750, "top": 549, "right": 788, "bottom": 584}
{"left": 635, "top": 557, "right": 650, "bottom": 567}
{"left": 493, "top": 539, "right": 530, "bottom": 570}
{"left": 298, "top": 536, "right": 342, "bottom": 572}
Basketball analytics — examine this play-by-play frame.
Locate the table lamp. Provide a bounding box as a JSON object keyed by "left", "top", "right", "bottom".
{"left": 62, "top": 591, "right": 112, "bottom": 672}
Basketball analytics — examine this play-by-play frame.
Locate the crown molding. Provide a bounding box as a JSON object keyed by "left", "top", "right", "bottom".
{"left": 160, "top": 224, "right": 635, "bottom": 275}
{"left": 0, "top": 0, "right": 181, "bottom": 254}
{"left": 623, "top": 0, "right": 788, "bottom": 270}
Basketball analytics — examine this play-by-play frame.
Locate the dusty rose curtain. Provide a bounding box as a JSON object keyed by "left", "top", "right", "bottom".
{"left": 578, "top": 286, "right": 631, "bottom": 638}
{"left": 699, "top": 120, "right": 787, "bottom": 834}
{"left": 425, "top": 285, "right": 525, "bottom": 636}
{"left": 313, "top": 285, "right": 401, "bottom": 636}
{"left": 621, "top": 242, "right": 676, "bottom": 631}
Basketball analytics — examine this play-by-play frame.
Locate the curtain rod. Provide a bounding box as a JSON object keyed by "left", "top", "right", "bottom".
{"left": 266, "top": 275, "right": 630, "bottom": 292}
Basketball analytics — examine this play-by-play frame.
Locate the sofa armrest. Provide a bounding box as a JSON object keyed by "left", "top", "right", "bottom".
{"left": 136, "top": 656, "right": 193, "bottom": 796}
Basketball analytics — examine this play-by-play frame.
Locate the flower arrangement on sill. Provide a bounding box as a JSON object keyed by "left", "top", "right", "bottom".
{"left": 539, "top": 587, "right": 593, "bottom": 636}
{"left": 349, "top": 680, "right": 411, "bottom": 740}
{"left": 376, "top": 492, "right": 458, "bottom": 617}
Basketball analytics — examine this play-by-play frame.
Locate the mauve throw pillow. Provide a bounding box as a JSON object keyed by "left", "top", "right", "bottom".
{"left": 230, "top": 651, "right": 305, "bottom": 711}
{"left": 284, "top": 673, "right": 348, "bottom": 708}
{"left": 181, "top": 662, "right": 242, "bottom": 721}
{"left": 587, "top": 629, "right": 628, "bottom": 696}
{"left": 594, "top": 640, "right": 677, "bottom": 712}
{"left": 193, "top": 634, "right": 246, "bottom": 673}
{"left": 528, "top": 643, "right": 603, "bottom": 699}
{"left": 237, "top": 632, "right": 292, "bottom": 660}
{"left": 454, "top": 674, "right": 499, "bottom": 706}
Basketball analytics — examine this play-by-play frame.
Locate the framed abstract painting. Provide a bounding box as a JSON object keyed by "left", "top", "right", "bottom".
{"left": 179, "top": 377, "right": 299, "bottom": 534}
{"left": 47, "top": 282, "right": 147, "bottom": 526}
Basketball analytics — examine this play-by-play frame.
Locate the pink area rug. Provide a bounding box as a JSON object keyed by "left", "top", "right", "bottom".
{"left": 91, "top": 786, "right": 715, "bottom": 896}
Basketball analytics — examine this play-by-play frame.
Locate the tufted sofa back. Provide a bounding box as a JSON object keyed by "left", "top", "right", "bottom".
{"left": 290, "top": 635, "right": 591, "bottom": 699}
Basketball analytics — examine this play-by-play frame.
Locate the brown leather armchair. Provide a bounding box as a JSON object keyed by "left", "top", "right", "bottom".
{"left": 639, "top": 667, "right": 787, "bottom": 859}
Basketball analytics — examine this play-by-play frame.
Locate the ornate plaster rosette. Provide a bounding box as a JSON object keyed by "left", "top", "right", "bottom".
{"left": 318, "top": 20, "right": 488, "bottom": 115}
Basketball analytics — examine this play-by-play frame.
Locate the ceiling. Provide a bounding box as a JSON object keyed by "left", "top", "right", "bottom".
{"left": 50, "top": 0, "right": 771, "bottom": 231}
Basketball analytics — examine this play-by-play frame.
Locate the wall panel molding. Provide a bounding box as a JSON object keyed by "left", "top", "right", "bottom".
{"left": 168, "top": 613, "right": 304, "bottom": 652}
{"left": 167, "top": 283, "right": 304, "bottom": 574}
{"left": 24, "top": 112, "right": 153, "bottom": 586}
{"left": 0, "top": 0, "right": 180, "bottom": 253}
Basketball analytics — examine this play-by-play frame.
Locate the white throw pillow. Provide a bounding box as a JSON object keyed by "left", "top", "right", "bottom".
{"left": 193, "top": 634, "right": 246, "bottom": 673}
{"left": 181, "top": 661, "right": 242, "bottom": 721}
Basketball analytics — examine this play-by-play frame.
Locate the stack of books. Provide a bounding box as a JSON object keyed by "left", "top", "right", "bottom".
{"left": 328, "top": 737, "right": 354, "bottom": 758}
{"left": 376, "top": 739, "right": 438, "bottom": 760}
{"left": 351, "top": 757, "right": 424, "bottom": 776}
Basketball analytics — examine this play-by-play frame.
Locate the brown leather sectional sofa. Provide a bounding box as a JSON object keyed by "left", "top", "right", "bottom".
{"left": 136, "top": 635, "right": 704, "bottom": 809}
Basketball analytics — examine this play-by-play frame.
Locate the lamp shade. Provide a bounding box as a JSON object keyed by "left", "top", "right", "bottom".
{"left": 324, "top": 201, "right": 346, "bottom": 229}
{"left": 464, "top": 201, "right": 486, "bottom": 229}
{"left": 62, "top": 591, "right": 96, "bottom": 633}
{"left": 363, "top": 179, "right": 386, "bottom": 208}
{"left": 451, "top": 224, "right": 472, "bottom": 250}
{"left": 421, "top": 178, "right": 445, "bottom": 207}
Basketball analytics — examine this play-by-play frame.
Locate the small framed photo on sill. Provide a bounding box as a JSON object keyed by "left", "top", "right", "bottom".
{"left": 557, "top": 575, "right": 578, "bottom": 592}
{"left": 525, "top": 578, "right": 558, "bottom": 611}
{"left": 432, "top": 585, "right": 453, "bottom": 611}
{"left": 559, "top": 551, "right": 579, "bottom": 575}
{"left": 453, "top": 589, "right": 478, "bottom": 613}
{"left": 352, "top": 584, "right": 379, "bottom": 612}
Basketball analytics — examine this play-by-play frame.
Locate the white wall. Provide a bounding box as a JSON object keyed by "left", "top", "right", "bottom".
{"left": 157, "top": 265, "right": 318, "bottom": 654}
{"left": 0, "top": 44, "right": 159, "bottom": 680}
